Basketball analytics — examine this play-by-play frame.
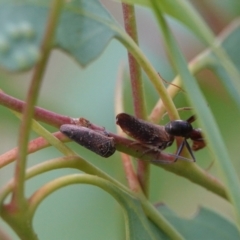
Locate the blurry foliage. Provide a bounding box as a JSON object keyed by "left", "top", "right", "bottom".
{"left": 0, "top": 0, "right": 240, "bottom": 239}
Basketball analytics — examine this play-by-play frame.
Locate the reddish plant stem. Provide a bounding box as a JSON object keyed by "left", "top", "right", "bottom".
{"left": 122, "top": 3, "right": 149, "bottom": 196}
{"left": 0, "top": 91, "right": 73, "bottom": 128}
{"left": 1, "top": 127, "right": 228, "bottom": 201}
{"left": 122, "top": 4, "right": 145, "bottom": 117}
{"left": 121, "top": 153, "right": 142, "bottom": 193}
{"left": 0, "top": 92, "right": 228, "bottom": 201}
{"left": 0, "top": 132, "right": 65, "bottom": 168}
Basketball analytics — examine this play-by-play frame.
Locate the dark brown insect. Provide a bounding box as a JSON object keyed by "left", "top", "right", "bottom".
{"left": 116, "top": 113, "right": 174, "bottom": 150}
{"left": 60, "top": 125, "right": 116, "bottom": 158}
{"left": 116, "top": 113, "right": 205, "bottom": 162}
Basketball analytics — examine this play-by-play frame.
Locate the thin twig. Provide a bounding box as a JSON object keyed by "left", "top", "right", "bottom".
{"left": 11, "top": 0, "right": 64, "bottom": 211}
{"left": 122, "top": 3, "right": 149, "bottom": 196}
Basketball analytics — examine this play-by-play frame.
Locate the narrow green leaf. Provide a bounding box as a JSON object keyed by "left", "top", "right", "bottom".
{"left": 214, "top": 20, "right": 240, "bottom": 67}
{"left": 150, "top": 4, "right": 240, "bottom": 228}
{"left": 119, "top": 0, "right": 213, "bottom": 44}
{"left": 202, "top": 20, "right": 240, "bottom": 108}
{"left": 155, "top": 1, "right": 240, "bottom": 110}
{"left": 120, "top": 0, "right": 240, "bottom": 109}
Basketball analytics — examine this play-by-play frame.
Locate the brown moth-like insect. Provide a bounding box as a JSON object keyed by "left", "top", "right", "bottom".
{"left": 60, "top": 125, "right": 116, "bottom": 158}
{"left": 116, "top": 113, "right": 205, "bottom": 162}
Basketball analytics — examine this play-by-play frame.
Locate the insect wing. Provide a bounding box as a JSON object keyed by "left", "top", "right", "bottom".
{"left": 60, "top": 125, "right": 116, "bottom": 158}
{"left": 116, "top": 113, "right": 173, "bottom": 149}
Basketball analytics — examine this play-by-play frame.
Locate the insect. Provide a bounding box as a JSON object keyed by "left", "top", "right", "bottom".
{"left": 182, "top": 116, "right": 205, "bottom": 151}
{"left": 116, "top": 113, "right": 205, "bottom": 162}
{"left": 60, "top": 125, "right": 116, "bottom": 158}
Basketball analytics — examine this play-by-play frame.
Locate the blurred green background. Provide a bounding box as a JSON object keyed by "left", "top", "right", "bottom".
{"left": 0, "top": 0, "right": 240, "bottom": 239}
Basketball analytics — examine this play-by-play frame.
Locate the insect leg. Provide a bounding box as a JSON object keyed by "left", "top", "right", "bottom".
{"left": 174, "top": 140, "right": 185, "bottom": 162}
{"left": 185, "top": 139, "right": 196, "bottom": 162}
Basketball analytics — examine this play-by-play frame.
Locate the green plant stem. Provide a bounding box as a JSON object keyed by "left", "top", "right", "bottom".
{"left": 0, "top": 111, "right": 228, "bottom": 202}
{"left": 28, "top": 173, "right": 184, "bottom": 240}
{"left": 12, "top": 0, "right": 64, "bottom": 208}
{"left": 0, "top": 90, "right": 228, "bottom": 204}
{"left": 0, "top": 130, "right": 228, "bottom": 202}
{"left": 0, "top": 160, "right": 183, "bottom": 240}
{"left": 4, "top": 1, "right": 64, "bottom": 239}
{"left": 121, "top": 3, "right": 150, "bottom": 197}
{"left": 13, "top": 111, "right": 74, "bottom": 157}
{"left": 150, "top": 1, "right": 240, "bottom": 230}
{"left": 0, "top": 156, "right": 131, "bottom": 205}
{"left": 115, "top": 29, "right": 179, "bottom": 121}
{"left": 142, "top": 199, "right": 183, "bottom": 240}
{"left": 1, "top": 205, "right": 38, "bottom": 240}
{"left": 172, "top": 0, "right": 240, "bottom": 106}
{"left": 149, "top": 48, "right": 212, "bottom": 123}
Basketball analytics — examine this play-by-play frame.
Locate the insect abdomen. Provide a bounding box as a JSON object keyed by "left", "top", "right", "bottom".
{"left": 116, "top": 113, "right": 173, "bottom": 149}
{"left": 60, "top": 125, "right": 116, "bottom": 158}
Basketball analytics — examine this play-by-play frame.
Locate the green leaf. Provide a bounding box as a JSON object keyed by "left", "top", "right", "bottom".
{"left": 98, "top": 182, "right": 177, "bottom": 239}
{"left": 218, "top": 21, "right": 240, "bottom": 67}
{"left": 155, "top": 1, "right": 240, "bottom": 111}
{"left": 119, "top": 0, "right": 213, "bottom": 45}
{"left": 0, "top": 2, "right": 46, "bottom": 71}
{"left": 56, "top": 0, "right": 117, "bottom": 66}
{"left": 151, "top": 7, "right": 240, "bottom": 228}
{"left": 110, "top": 187, "right": 184, "bottom": 239}
{"left": 202, "top": 20, "right": 240, "bottom": 108}
{"left": 0, "top": 0, "right": 117, "bottom": 71}
{"left": 27, "top": 171, "right": 177, "bottom": 240}
{"left": 126, "top": 0, "right": 240, "bottom": 109}
{"left": 116, "top": 193, "right": 167, "bottom": 240}
{"left": 157, "top": 205, "right": 240, "bottom": 240}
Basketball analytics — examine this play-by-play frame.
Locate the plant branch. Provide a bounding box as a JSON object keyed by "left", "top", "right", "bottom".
{"left": 149, "top": 48, "right": 212, "bottom": 123}
{"left": 150, "top": 1, "right": 240, "bottom": 228}
{"left": 115, "top": 29, "right": 179, "bottom": 121}
{"left": 27, "top": 173, "right": 184, "bottom": 240}
{"left": 115, "top": 72, "right": 143, "bottom": 194}
{"left": 0, "top": 94, "right": 228, "bottom": 201}
{"left": 121, "top": 3, "right": 146, "bottom": 117}
{"left": 0, "top": 156, "right": 132, "bottom": 204}
{"left": 12, "top": 0, "right": 64, "bottom": 208}
{"left": 122, "top": 3, "right": 149, "bottom": 196}
{"left": 0, "top": 132, "right": 65, "bottom": 168}
{"left": 0, "top": 90, "right": 73, "bottom": 128}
